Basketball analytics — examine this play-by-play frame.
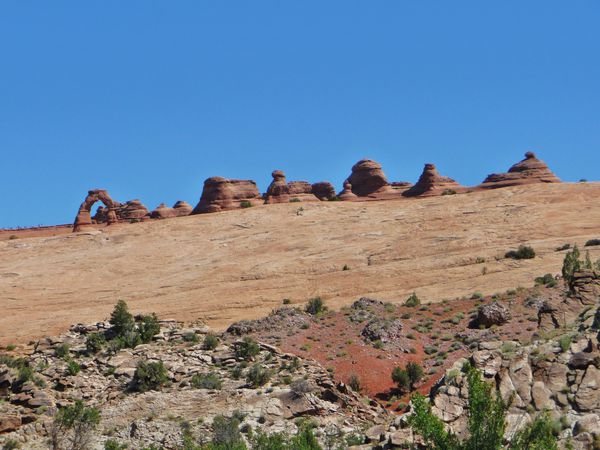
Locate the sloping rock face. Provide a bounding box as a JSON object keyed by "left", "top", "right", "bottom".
{"left": 480, "top": 152, "right": 561, "bottom": 189}
{"left": 403, "top": 164, "right": 464, "bottom": 197}
{"left": 311, "top": 182, "right": 336, "bottom": 201}
{"left": 73, "top": 189, "right": 119, "bottom": 232}
{"left": 150, "top": 201, "right": 193, "bottom": 219}
{"left": 346, "top": 159, "right": 392, "bottom": 197}
{"left": 192, "top": 177, "right": 263, "bottom": 214}
{"left": 264, "top": 171, "right": 319, "bottom": 203}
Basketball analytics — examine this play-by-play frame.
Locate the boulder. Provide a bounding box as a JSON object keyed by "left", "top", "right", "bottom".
{"left": 172, "top": 201, "right": 193, "bottom": 216}
{"left": 192, "top": 177, "right": 263, "bottom": 214}
{"left": 150, "top": 203, "right": 177, "bottom": 219}
{"left": 0, "top": 414, "right": 21, "bottom": 433}
{"left": 311, "top": 182, "right": 336, "bottom": 201}
{"left": 480, "top": 152, "right": 561, "bottom": 189}
{"left": 403, "top": 163, "right": 464, "bottom": 197}
{"left": 476, "top": 302, "right": 511, "bottom": 327}
{"left": 116, "top": 200, "right": 150, "bottom": 221}
{"left": 575, "top": 365, "right": 600, "bottom": 411}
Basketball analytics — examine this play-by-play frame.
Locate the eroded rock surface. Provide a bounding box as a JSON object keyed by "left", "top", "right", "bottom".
{"left": 192, "top": 177, "right": 263, "bottom": 214}
{"left": 480, "top": 152, "right": 561, "bottom": 189}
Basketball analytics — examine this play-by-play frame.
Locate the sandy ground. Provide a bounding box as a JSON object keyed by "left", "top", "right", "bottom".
{"left": 1, "top": 183, "right": 599, "bottom": 345}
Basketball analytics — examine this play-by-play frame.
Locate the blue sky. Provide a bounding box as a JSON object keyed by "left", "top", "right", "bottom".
{"left": 1, "top": 1, "right": 599, "bottom": 228}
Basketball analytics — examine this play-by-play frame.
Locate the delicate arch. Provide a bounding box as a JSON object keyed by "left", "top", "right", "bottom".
{"left": 73, "top": 189, "right": 118, "bottom": 232}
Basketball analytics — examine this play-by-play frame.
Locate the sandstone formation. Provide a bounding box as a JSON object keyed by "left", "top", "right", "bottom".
{"left": 346, "top": 159, "right": 392, "bottom": 197}
{"left": 311, "top": 182, "right": 336, "bottom": 201}
{"left": 115, "top": 199, "right": 150, "bottom": 221}
{"left": 264, "top": 170, "right": 319, "bottom": 204}
{"left": 192, "top": 177, "right": 263, "bottom": 214}
{"left": 480, "top": 152, "right": 561, "bottom": 189}
{"left": 73, "top": 189, "right": 119, "bottom": 232}
{"left": 150, "top": 201, "right": 193, "bottom": 219}
{"left": 338, "top": 180, "right": 358, "bottom": 201}
{"left": 403, "top": 163, "right": 464, "bottom": 197}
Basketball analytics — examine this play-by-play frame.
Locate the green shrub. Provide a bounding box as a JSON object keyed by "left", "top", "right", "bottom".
{"left": 555, "top": 243, "right": 571, "bottom": 251}
{"left": 85, "top": 332, "right": 106, "bottom": 354}
{"left": 282, "top": 298, "right": 291, "bottom": 305}
{"left": 51, "top": 400, "right": 100, "bottom": 450}
{"left": 424, "top": 345, "right": 438, "bottom": 355}
{"left": 406, "top": 362, "right": 424, "bottom": 387}
{"left": 558, "top": 334, "right": 573, "bottom": 353}
{"left": 442, "top": 189, "right": 457, "bottom": 195}
{"left": 54, "top": 343, "right": 70, "bottom": 359}
{"left": 404, "top": 292, "right": 421, "bottom": 307}
{"left": 240, "top": 200, "right": 252, "bottom": 208}
{"left": 246, "top": 364, "right": 271, "bottom": 388}
{"left": 235, "top": 337, "right": 260, "bottom": 360}
{"left": 190, "top": 372, "right": 222, "bottom": 390}
{"left": 109, "top": 300, "right": 135, "bottom": 337}
{"left": 2, "top": 439, "right": 20, "bottom": 450}
{"left": 585, "top": 239, "right": 600, "bottom": 247}
{"left": 5, "top": 344, "right": 16, "bottom": 351}
{"left": 289, "top": 197, "right": 301, "bottom": 203}
{"left": 305, "top": 297, "right": 326, "bottom": 315}
{"left": 212, "top": 414, "right": 245, "bottom": 448}
{"left": 348, "top": 373, "right": 361, "bottom": 392}
{"left": 534, "top": 273, "right": 556, "bottom": 287}
{"left": 183, "top": 332, "right": 199, "bottom": 344}
{"left": 104, "top": 439, "right": 128, "bottom": 450}
{"left": 392, "top": 367, "right": 411, "bottom": 392}
{"left": 505, "top": 245, "right": 536, "bottom": 260}
{"left": 138, "top": 314, "right": 160, "bottom": 343}
{"left": 132, "top": 360, "right": 169, "bottom": 392}
{"left": 342, "top": 264, "right": 350, "bottom": 271}
{"left": 203, "top": 333, "right": 220, "bottom": 350}
{"left": 66, "top": 359, "right": 81, "bottom": 376}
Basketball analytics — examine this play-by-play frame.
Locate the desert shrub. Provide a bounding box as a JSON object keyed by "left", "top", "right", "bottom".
{"left": 348, "top": 374, "right": 362, "bottom": 392}
{"left": 289, "top": 197, "right": 301, "bottom": 203}
{"left": 138, "top": 314, "right": 160, "bottom": 343}
{"left": 246, "top": 364, "right": 271, "bottom": 388}
{"left": 85, "top": 333, "right": 106, "bottom": 354}
{"left": 424, "top": 345, "right": 438, "bottom": 355}
{"left": 5, "top": 344, "right": 16, "bottom": 351}
{"left": 203, "top": 333, "right": 220, "bottom": 350}
{"left": 109, "top": 300, "right": 135, "bottom": 337}
{"left": 342, "top": 264, "right": 350, "bottom": 271}
{"left": 406, "top": 362, "right": 424, "bottom": 387}
{"left": 404, "top": 292, "right": 421, "bottom": 307}
{"left": 305, "top": 297, "right": 326, "bottom": 315}
{"left": 183, "top": 332, "right": 199, "bottom": 344}
{"left": 132, "top": 360, "right": 168, "bottom": 392}
{"left": 66, "top": 359, "right": 81, "bottom": 376}
{"left": 556, "top": 243, "right": 571, "bottom": 251}
{"left": 212, "top": 414, "right": 244, "bottom": 448}
{"left": 408, "top": 364, "right": 557, "bottom": 450}
{"left": 282, "top": 298, "right": 291, "bottom": 305}
{"left": 585, "top": 238, "right": 600, "bottom": 247}
{"left": 392, "top": 367, "right": 411, "bottom": 392}
{"left": 51, "top": 400, "right": 100, "bottom": 450}
{"left": 2, "top": 439, "right": 20, "bottom": 450}
{"left": 114, "top": 330, "right": 142, "bottom": 350}
{"left": 240, "top": 200, "right": 252, "bottom": 208}
{"left": 190, "top": 372, "right": 222, "bottom": 390}
{"left": 54, "top": 343, "right": 70, "bottom": 359}
{"left": 104, "top": 440, "right": 127, "bottom": 450}
{"left": 534, "top": 273, "right": 556, "bottom": 287}
{"left": 558, "top": 334, "right": 573, "bottom": 353}
{"left": 562, "top": 245, "right": 582, "bottom": 288}
{"left": 235, "top": 337, "right": 260, "bottom": 360}
{"left": 505, "top": 245, "right": 536, "bottom": 260}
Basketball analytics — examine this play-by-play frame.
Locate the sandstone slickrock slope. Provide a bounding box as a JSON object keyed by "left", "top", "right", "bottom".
{"left": 403, "top": 163, "right": 465, "bottom": 197}
{"left": 480, "top": 151, "right": 561, "bottom": 189}
{"left": 191, "top": 177, "right": 263, "bottom": 214}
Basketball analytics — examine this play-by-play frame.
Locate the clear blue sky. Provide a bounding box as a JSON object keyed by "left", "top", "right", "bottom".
{"left": 1, "top": 1, "right": 599, "bottom": 228}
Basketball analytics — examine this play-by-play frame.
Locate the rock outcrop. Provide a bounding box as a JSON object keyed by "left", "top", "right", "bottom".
{"left": 311, "top": 182, "right": 336, "bottom": 201}
{"left": 115, "top": 200, "right": 150, "bottom": 221}
{"left": 480, "top": 152, "right": 561, "bottom": 189}
{"left": 264, "top": 171, "right": 319, "bottom": 204}
{"left": 338, "top": 180, "right": 358, "bottom": 201}
{"left": 346, "top": 159, "right": 392, "bottom": 197}
{"left": 476, "top": 302, "right": 511, "bottom": 328}
{"left": 73, "top": 189, "right": 119, "bottom": 232}
{"left": 192, "top": 177, "right": 263, "bottom": 214}
{"left": 150, "top": 201, "right": 193, "bottom": 219}
{"left": 403, "top": 163, "right": 464, "bottom": 197}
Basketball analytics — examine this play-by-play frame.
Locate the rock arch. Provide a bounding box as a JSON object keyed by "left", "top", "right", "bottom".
{"left": 73, "top": 189, "right": 118, "bottom": 232}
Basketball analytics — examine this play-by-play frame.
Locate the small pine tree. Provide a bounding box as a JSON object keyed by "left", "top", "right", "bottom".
{"left": 132, "top": 360, "right": 168, "bottom": 392}
{"left": 392, "top": 367, "right": 411, "bottom": 392}
{"left": 406, "top": 362, "right": 424, "bottom": 388}
{"left": 138, "top": 313, "right": 160, "bottom": 343}
{"left": 562, "top": 245, "right": 581, "bottom": 288}
{"left": 109, "top": 300, "right": 135, "bottom": 337}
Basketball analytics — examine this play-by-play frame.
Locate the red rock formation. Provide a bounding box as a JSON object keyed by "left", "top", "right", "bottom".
{"left": 192, "top": 177, "right": 263, "bottom": 214}
{"left": 480, "top": 152, "right": 561, "bottom": 189}
{"left": 73, "top": 189, "right": 118, "bottom": 232}
{"left": 117, "top": 200, "right": 150, "bottom": 221}
{"left": 311, "top": 182, "right": 336, "bottom": 200}
{"left": 264, "top": 171, "right": 319, "bottom": 204}
{"left": 338, "top": 180, "right": 358, "bottom": 201}
{"left": 346, "top": 159, "right": 392, "bottom": 197}
{"left": 403, "top": 163, "right": 465, "bottom": 197}
{"left": 173, "top": 201, "right": 193, "bottom": 216}
{"left": 151, "top": 201, "right": 193, "bottom": 219}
